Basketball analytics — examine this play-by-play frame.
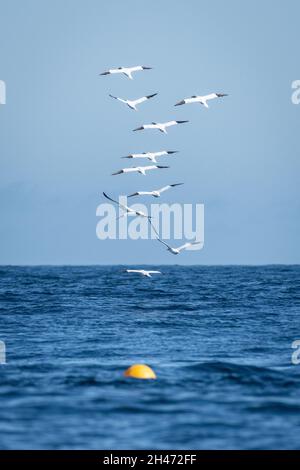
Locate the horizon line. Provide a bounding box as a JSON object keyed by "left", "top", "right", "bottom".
{"left": 0, "top": 263, "right": 299, "bottom": 268}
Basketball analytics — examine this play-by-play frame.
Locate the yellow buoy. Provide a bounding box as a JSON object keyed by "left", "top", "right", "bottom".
{"left": 124, "top": 364, "right": 157, "bottom": 380}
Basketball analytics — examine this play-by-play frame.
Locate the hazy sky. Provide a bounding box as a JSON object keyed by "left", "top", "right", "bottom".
{"left": 0, "top": 0, "right": 299, "bottom": 265}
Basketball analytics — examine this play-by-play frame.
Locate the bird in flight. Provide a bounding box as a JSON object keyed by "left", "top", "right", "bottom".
{"left": 109, "top": 93, "right": 158, "bottom": 111}
{"left": 128, "top": 183, "right": 183, "bottom": 198}
{"left": 175, "top": 93, "right": 228, "bottom": 109}
{"left": 112, "top": 165, "right": 169, "bottom": 176}
{"left": 100, "top": 65, "right": 152, "bottom": 80}
{"left": 125, "top": 269, "right": 161, "bottom": 278}
{"left": 133, "top": 120, "right": 188, "bottom": 134}
{"left": 156, "top": 237, "right": 203, "bottom": 255}
{"left": 122, "top": 150, "right": 178, "bottom": 163}
{"left": 103, "top": 192, "right": 150, "bottom": 219}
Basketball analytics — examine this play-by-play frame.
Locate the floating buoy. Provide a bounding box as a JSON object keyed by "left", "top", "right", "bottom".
{"left": 124, "top": 364, "right": 156, "bottom": 380}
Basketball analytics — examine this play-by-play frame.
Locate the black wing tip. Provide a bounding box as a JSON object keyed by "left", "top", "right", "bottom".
{"left": 103, "top": 191, "right": 109, "bottom": 198}
{"left": 100, "top": 71, "right": 110, "bottom": 76}
{"left": 174, "top": 100, "right": 184, "bottom": 106}
{"left": 142, "top": 66, "right": 152, "bottom": 70}
{"left": 133, "top": 127, "right": 143, "bottom": 131}
{"left": 176, "top": 120, "right": 189, "bottom": 124}
{"left": 171, "top": 183, "right": 184, "bottom": 186}
{"left": 147, "top": 93, "right": 158, "bottom": 99}
{"left": 216, "top": 93, "right": 228, "bottom": 97}
{"left": 167, "top": 151, "right": 179, "bottom": 154}
{"left": 157, "top": 165, "right": 170, "bottom": 169}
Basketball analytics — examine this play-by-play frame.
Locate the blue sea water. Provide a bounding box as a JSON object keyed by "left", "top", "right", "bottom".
{"left": 0, "top": 265, "right": 299, "bottom": 450}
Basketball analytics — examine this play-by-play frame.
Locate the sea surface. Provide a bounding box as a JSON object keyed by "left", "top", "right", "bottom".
{"left": 0, "top": 265, "right": 299, "bottom": 450}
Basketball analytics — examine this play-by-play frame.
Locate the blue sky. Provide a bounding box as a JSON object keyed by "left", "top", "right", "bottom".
{"left": 0, "top": 0, "right": 299, "bottom": 265}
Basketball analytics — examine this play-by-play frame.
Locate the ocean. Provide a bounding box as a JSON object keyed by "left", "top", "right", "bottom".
{"left": 0, "top": 265, "right": 299, "bottom": 450}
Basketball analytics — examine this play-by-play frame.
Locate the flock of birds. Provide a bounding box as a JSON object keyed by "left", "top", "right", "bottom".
{"left": 100, "top": 65, "right": 228, "bottom": 278}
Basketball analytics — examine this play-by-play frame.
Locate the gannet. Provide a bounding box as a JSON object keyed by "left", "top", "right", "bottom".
{"left": 100, "top": 65, "right": 152, "bottom": 80}
{"left": 112, "top": 165, "right": 169, "bottom": 176}
{"left": 122, "top": 150, "right": 178, "bottom": 163}
{"left": 156, "top": 238, "right": 202, "bottom": 254}
{"left": 109, "top": 93, "right": 157, "bottom": 110}
{"left": 175, "top": 93, "right": 228, "bottom": 108}
{"left": 128, "top": 183, "right": 183, "bottom": 198}
{"left": 133, "top": 120, "right": 188, "bottom": 134}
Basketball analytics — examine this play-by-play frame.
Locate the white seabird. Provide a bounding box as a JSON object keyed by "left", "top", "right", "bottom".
{"left": 128, "top": 183, "right": 183, "bottom": 198}
{"left": 109, "top": 93, "right": 158, "bottom": 111}
{"left": 100, "top": 65, "right": 152, "bottom": 80}
{"left": 103, "top": 192, "right": 150, "bottom": 219}
{"left": 112, "top": 165, "right": 169, "bottom": 176}
{"left": 122, "top": 150, "right": 178, "bottom": 163}
{"left": 156, "top": 237, "right": 202, "bottom": 255}
{"left": 125, "top": 269, "right": 161, "bottom": 278}
{"left": 175, "top": 93, "right": 228, "bottom": 108}
{"left": 133, "top": 120, "right": 189, "bottom": 134}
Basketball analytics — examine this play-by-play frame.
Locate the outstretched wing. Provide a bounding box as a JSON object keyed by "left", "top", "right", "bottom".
{"left": 142, "top": 165, "right": 157, "bottom": 171}
{"left": 103, "top": 192, "right": 130, "bottom": 212}
{"left": 163, "top": 120, "right": 189, "bottom": 128}
{"left": 128, "top": 191, "right": 152, "bottom": 197}
{"left": 174, "top": 99, "right": 186, "bottom": 106}
{"left": 129, "top": 65, "right": 143, "bottom": 72}
{"left": 204, "top": 93, "right": 228, "bottom": 101}
{"left": 158, "top": 185, "right": 172, "bottom": 193}
{"left": 148, "top": 219, "right": 159, "bottom": 237}
{"left": 177, "top": 241, "right": 202, "bottom": 252}
{"left": 154, "top": 151, "right": 165, "bottom": 157}
{"left": 164, "top": 120, "right": 177, "bottom": 128}
{"left": 109, "top": 94, "right": 127, "bottom": 104}
{"left": 133, "top": 93, "right": 157, "bottom": 106}
{"left": 158, "top": 183, "right": 183, "bottom": 193}
{"left": 203, "top": 93, "right": 218, "bottom": 102}
{"left": 112, "top": 167, "right": 139, "bottom": 175}
{"left": 156, "top": 237, "right": 172, "bottom": 250}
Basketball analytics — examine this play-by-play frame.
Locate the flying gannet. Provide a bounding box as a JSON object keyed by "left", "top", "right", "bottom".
{"left": 133, "top": 120, "right": 189, "bottom": 134}
{"left": 109, "top": 93, "right": 158, "bottom": 111}
{"left": 156, "top": 237, "right": 203, "bottom": 255}
{"left": 112, "top": 165, "right": 169, "bottom": 176}
{"left": 122, "top": 150, "right": 178, "bottom": 163}
{"left": 128, "top": 183, "right": 183, "bottom": 198}
{"left": 125, "top": 269, "right": 161, "bottom": 278}
{"left": 175, "top": 93, "right": 228, "bottom": 108}
{"left": 100, "top": 65, "right": 152, "bottom": 80}
{"left": 103, "top": 192, "right": 150, "bottom": 219}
